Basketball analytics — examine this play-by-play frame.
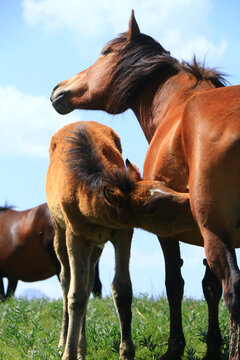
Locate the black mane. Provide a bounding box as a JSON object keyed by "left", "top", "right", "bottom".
{"left": 0, "top": 203, "right": 14, "bottom": 212}
{"left": 65, "top": 124, "right": 136, "bottom": 193}
{"left": 107, "top": 32, "right": 228, "bottom": 113}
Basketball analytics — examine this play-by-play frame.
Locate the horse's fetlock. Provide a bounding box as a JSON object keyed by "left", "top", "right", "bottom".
{"left": 119, "top": 341, "right": 135, "bottom": 360}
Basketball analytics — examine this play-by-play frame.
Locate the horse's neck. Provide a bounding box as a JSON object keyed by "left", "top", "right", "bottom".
{"left": 0, "top": 209, "right": 12, "bottom": 218}
{"left": 132, "top": 72, "right": 215, "bottom": 143}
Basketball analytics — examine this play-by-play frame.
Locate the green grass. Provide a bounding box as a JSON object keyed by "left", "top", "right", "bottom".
{"left": 0, "top": 295, "right": 230, "bottom": 359}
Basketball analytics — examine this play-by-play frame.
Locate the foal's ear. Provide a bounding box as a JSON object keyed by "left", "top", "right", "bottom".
{"left": 126, "top": 159, "right": 141, "bottom": 181}
{"left": 127, "top": 10, "right": 140, "bottom": 41}
{"left": 103, "top": 186, "right": 125, "bottom": 208}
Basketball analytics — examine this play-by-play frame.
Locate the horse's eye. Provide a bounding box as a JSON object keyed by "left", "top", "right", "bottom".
{"left": 101, "top": 48, "right": 110, "bottom": 56}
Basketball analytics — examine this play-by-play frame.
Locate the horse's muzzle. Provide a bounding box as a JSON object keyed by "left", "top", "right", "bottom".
{"left": 51, "top": 89, "right": 73, "bottom": 115}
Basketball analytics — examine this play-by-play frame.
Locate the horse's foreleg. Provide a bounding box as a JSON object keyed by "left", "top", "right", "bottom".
{"left": 202, "top": 259, "right": 222, "bottom": 360}
{"left": 52, "top": 220, "right": 69, "bottom": 351}
{"left": 158, "top": 237, "right": 185, "bottom": 360}
{"left": 6, "top": 279, "right": 18, "bottom": 298}
{"left": 110, "top": 229, "right": 135, "bottom": 360}
{"left": 91, "top": 260, "right": 102, "bottom": 297}
{"left": 63, "top": 230, "right": 93, "bottom": 360}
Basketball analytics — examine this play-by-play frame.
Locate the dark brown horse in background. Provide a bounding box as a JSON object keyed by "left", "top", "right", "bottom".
{"left": 0, "top": 203, "right": 102, "bottom": 300}
{"left": 50, "top": 11, "right": 240, "bottom": 360}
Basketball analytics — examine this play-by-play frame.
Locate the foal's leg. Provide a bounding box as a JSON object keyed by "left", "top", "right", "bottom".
{"left": 202, "top": 259, "right": 222, "bottom": 360}
{"left": 6, "top": 279, "right": 18, "bottom": 298}
{"left": 78, "top": 246, "right": 103, "bottom": 358}
{"left": 63, "top": 229, "right": 94, "bottom": 360}
{"left": 110, "top": 229, "right": 135, "bottom": 360}
{"left": 158, "top": 237, "right": 185, "bottom": 360}
{"left": 52, "top": 220, "right": 69, "bottom": 350}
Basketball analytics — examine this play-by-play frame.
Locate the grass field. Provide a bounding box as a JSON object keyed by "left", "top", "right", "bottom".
{"left": 0, "top": 295, "right": 230, "bottom": 359}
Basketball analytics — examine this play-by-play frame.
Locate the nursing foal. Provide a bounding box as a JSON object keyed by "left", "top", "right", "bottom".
{"left": 46, "top": 120, "right": 194, "bottom": 360}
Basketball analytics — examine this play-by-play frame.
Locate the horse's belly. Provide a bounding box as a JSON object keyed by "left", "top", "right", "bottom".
{"left": 3, "top": 253, "right": 56, "bottom": 282}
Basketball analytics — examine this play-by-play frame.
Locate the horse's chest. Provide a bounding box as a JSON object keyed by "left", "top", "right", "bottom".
{"left": 144, "top": 138, "right": 188, "bottom": 192}
{"left": 72, "top": 220, "right": 111, "bottom": 248}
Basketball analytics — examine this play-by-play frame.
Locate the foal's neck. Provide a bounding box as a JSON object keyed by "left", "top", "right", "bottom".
{"left": 131, "top": 72, "right": 215, "bottom": 143}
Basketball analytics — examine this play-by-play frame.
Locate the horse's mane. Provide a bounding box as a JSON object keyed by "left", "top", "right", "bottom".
{"left": 107, "top": 32, "right": 228, "bottom": 113}
{"left": 0, "top": 203, "right": 14, "bottom": 212}
{"left": 65, "top": 124, "right": 136, "bottom": 193}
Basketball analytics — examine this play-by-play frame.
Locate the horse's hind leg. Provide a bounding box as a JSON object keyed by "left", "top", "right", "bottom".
{"left": 0, "top": 276, "right": 5, "bottom": 301}
{"left": 158, "top": 237, "right": 185, "bottom": 360}
{"left": 6, "top": 279, "right": 18, "bottom": 299}
{"left": 202, "top": 259, "right": 222, "bottom": 360}
{"left": 78, "top": 245, "right": 103, "bottom": 358}
{"left": 110, "top": 229, "right": 135, "bottom": 360}
{"left": 91, "top": 260, "right": 102, "bottom": 297}
{"left": 63, "top": 230, "right": 94, "bottom": 360}
{"left": 201, "top": 229, "right": 240, "bottom": 360}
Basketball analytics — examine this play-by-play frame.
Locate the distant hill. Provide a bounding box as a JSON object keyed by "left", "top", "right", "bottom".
{"left": 20, "top": 288, "right": 46, "bottom": 300}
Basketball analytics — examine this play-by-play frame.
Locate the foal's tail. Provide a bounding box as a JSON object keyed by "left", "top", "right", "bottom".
{"left": 64, "top": 123, "right": 136, "bottom": 193}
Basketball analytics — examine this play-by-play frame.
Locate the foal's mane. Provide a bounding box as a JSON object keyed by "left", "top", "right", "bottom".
{"left": 107, "top": 32, "right": 227, "bottom": 112}
{"left": 65, "top": 124, "right": 136, "bottom": 193}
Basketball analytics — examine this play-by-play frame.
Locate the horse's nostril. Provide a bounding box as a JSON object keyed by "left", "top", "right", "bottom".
{"left": 51, "top": 90, "right": 71, "bottom": 103}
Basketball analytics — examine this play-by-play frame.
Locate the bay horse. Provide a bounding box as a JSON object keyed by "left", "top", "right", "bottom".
{"left": 0, "top": 203, "right": 102, "bottom": 300}
{"left": 46, "top": 120, "right": 196, "bottom": 360}
{"left": 49, "top": 11, "right": 240, "bottom": 360}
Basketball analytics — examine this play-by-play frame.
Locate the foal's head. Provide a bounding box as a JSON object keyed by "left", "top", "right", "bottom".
{"left": 50, "top": 11, "right": 169, "bottom": 115}
{"left": 103, "top": 176, "right": 194, "bottom": 235}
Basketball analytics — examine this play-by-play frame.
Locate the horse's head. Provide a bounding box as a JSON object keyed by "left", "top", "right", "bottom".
{"left": 51, "top": 11, "right": 168, "bottom": 115}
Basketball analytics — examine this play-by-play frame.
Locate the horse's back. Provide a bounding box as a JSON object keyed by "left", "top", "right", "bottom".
{"left": 0, "top": 205, "right": 56, "bottom": 281}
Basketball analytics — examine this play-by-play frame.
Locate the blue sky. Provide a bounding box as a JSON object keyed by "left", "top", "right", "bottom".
{"left": 1, "top": 0, "right": 240, "bottom": 299}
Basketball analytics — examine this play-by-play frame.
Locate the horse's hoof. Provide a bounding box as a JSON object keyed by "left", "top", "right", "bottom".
{"left": 159, "top": 351, "right": 182, "bottom": 360}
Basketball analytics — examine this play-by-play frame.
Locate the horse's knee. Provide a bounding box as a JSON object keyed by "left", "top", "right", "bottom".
{"left": 112, "top": 279, "right": 132, "bottom": 307}
{"left": 68, "top": 291, "right": 87, "bottom": 314}
{"left": 202, "top": 259, "right": 222, "bottom": 303}
{"left": 165, "top": 263, "right": 184, "bottom": 300}
{"left": 224, "top": 272, "right": 240, "bottom": 322}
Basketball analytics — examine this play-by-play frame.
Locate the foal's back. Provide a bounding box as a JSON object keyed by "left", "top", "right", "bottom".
{"left": 46, "top": 121, "right": 125, "bottom": 236}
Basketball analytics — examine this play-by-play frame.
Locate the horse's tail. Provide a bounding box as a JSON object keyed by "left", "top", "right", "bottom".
{"left": 64, "top": 123, "right": 136, "bottom": 194}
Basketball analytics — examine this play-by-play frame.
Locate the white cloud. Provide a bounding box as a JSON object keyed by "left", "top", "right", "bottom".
{"left": 21, "top": 0, "right": 227, "bottom": 62}
{"left": 0, "top": 85, "right": 80, "bottom": 157}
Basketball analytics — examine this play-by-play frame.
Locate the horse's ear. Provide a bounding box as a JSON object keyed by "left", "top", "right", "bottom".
{"left": 127, "top": 10, "right": 140, "bottom": 41}
{"left": 103, "top": 186, "right": 125, "bottom": 208}
{"left": 126, "top": 159, "right": 142, "bottom": 181}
